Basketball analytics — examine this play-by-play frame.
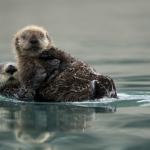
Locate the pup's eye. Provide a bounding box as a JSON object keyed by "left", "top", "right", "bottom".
{"left": 40, "top": 33, "right": 44, "bottom": 38}
{"left": 21, "top": 35, "right": 26, "bottom": 40}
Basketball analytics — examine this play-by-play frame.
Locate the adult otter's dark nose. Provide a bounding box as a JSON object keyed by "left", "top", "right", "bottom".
{"left": 30, "top": 38, "right": 39, "bottom": 45}
{"left": 6, "top": 65, "right": 17, "bottom": 75}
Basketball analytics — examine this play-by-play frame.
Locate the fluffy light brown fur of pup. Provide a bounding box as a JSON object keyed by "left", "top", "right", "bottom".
{"left": 13, "top": 25, "right": 54, "bottom": 57}
{"left": 13, "top": 25, "right": 56, "bottom": 100}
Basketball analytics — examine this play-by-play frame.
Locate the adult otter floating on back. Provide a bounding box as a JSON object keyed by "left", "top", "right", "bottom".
{"left": 13, "top": 25, "right": 117, "bottom": 101}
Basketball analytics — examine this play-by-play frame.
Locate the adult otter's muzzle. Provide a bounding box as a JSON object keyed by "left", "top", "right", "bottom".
{"left": 5, "top": 64, "right": 17, "bottom": 75}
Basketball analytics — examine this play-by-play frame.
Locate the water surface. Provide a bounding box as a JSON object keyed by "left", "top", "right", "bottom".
{"left": 0, "top": 0, "right": 150, "bottom": 150}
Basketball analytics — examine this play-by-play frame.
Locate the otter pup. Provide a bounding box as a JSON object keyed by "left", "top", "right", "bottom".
{"left": 13, "top": 25, "right": 62, "bottom": 100}
{"left": 13, "top": 25, "right": 117, "bottom": 101}
{"left": 0, "top": 63, "right": 20, "bottom": 98}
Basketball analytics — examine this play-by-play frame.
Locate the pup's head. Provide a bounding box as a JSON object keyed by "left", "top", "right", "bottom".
{"left": 13, "top": 25, "right": 54, "bottom": 57}
{"left": 0, "top": 63, "right": 19, "bottom": 89}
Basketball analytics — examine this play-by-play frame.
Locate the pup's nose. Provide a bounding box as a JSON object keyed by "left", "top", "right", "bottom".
{"left": 30, "top": 38, "right": 39, "bottom": 45}
{"left": 6, "top": 65, "right": 17, "bottom": 75}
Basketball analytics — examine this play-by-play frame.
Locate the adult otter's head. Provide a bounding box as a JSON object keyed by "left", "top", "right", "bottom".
{"left": 13, "top": 25, "right": 54, "bottom": 57}
{"left": 0, "top": 63, "right": 19, "bottom": 89}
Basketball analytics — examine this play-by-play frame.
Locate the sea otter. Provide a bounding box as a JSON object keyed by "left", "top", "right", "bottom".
{"left": 13, "top": 25, "right": 117, "bottom": 101}
{"left": 0, "top": 62, "right": 59, "bottom": 100}
{"left": 0, "top": 62, "right": 116, "bottom": 101}
{"left": 13, "top": 25, "right": 63, "bottom": 100}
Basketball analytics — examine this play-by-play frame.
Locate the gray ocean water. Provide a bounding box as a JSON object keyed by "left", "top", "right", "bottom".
{"left": 0, "top": 0, "right": 150, "bottom": 150}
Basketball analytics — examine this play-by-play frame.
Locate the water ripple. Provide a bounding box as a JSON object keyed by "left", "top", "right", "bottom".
{"left": 1, "top": 92, "right": 150, "bottom": 109}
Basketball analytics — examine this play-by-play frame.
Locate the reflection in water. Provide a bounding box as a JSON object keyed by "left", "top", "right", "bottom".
{"left": 0, "top": 102, "right": 115, "bottom": 150}
{"left": 15, "top": 105, "right": 94, "bottom": 143}
{"left": 0, "top": 102, "right": 150, "bottom": 150}
{"left": 1, "top": 95, "right": 150, "bottom": 150}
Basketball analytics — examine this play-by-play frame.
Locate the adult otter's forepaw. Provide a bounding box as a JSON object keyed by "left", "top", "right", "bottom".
{"left": 15, "top": 87, "right": 35, "bottom": 101}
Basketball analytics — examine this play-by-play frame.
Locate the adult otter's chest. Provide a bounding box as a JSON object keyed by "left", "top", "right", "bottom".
{"left": 0, "top": 84, "right": 20, "bottom": 98}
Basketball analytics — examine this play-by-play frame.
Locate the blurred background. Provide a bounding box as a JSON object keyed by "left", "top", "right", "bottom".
{"left": 0, "top": 0, "right": 150, "bottom": 90}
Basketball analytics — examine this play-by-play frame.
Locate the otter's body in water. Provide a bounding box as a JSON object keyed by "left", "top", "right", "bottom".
{"left": 13, "top": 25, "right": 117, "bottom": 101}
{"left": 0, "top": 61, "right": 116, "bottom": 101}
{"left": 38, "top": 49, "right": 117, "bottom": 101}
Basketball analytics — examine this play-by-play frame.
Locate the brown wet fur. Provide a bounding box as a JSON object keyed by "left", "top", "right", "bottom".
{"left": 13, "top": 25, "right": 61, "bottom": 100}
{"left": 13, "top": 25, "right": 117, "bottom": 101}
{"left": 37, "top": 56, "right": 117, "bottom": 102}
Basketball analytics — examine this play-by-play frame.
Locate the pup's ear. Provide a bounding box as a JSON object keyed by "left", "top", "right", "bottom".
{"left": 14, "top": 37, "right": 20, "bottom": 50}
{"left": 46, "top": 32, "right": 55, "bottom": 47}
{"left": 46, "top": 32, "right": 51, "bottom": 42}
